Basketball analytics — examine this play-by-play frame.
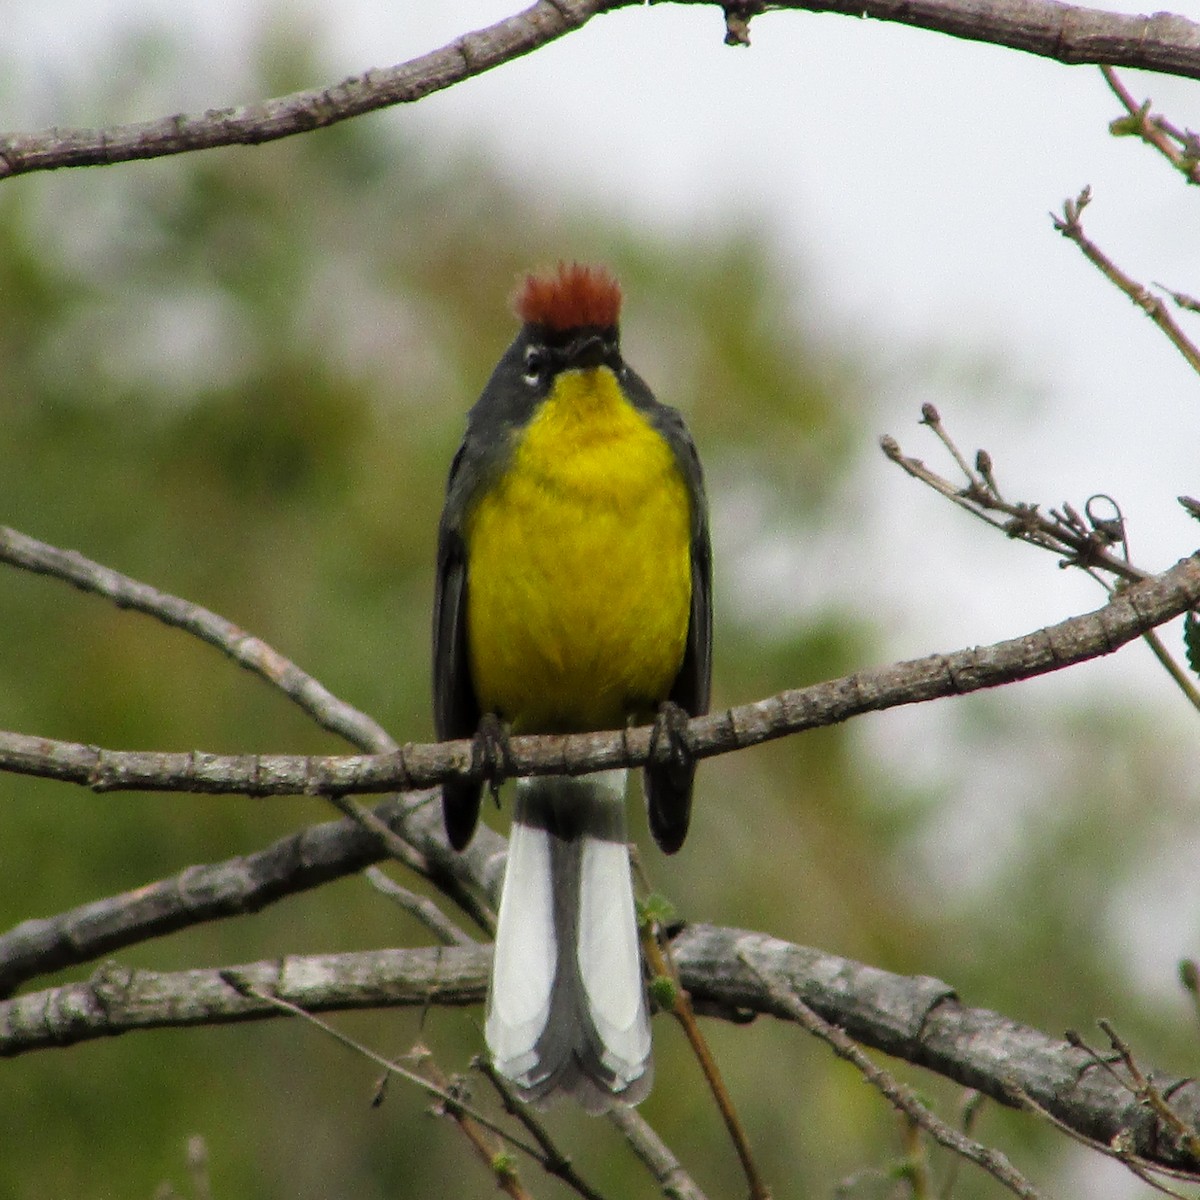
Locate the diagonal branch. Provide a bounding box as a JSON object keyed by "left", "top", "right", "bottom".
{"left": 2, "top": 2, "right": 1200, "bottom": 180}
{"left": 1101, "top": 65, "right": 1200, "bottom": 186}
{"left": 741, "top": 953, "right": 1040, "bottom": 1198}
{"left": 4, "top": 926, "right": 1198, "bottom": 1177}
{"left": 0, "top": 792, "right": 504, "bottom": 999}
{"left": 1052, "top": 187, "right": 1200, "bottom": 379}
{"left": 0, "top": 552, "right": 1196, "bottom": 797}
{"left": 0, "top": 526, "right": 396, "bottom": 754}
{"left": 0, "top": 0, "right": 605, "bottom": 179}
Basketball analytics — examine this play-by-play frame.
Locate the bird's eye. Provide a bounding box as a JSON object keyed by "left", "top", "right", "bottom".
{"left": 523, "top": 346, "right": 548, "bottom": 387}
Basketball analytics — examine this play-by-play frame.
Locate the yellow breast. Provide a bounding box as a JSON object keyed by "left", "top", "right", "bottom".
{"left": 464, "top": 366, "right": 692, "bottom": 733}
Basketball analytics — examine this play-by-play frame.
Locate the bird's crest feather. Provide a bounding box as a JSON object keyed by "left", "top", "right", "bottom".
{"left": 514, "top": 263, "right": 622, "bottom": 331}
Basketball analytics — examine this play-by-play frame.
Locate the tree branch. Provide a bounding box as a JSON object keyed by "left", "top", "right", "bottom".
{"left": 0, "top": 792, "right": 505, "bottom": 999}
{"left": 0, "top": 526, "right": 396, "bottom": 754}
{"left": 5, "top": 926, "right": 1197, "bottom": 1176}
{"left": 1052, "top": 187, "right": 1200, "bottom": 379}
{"left": 741, "top": 953, "right": 1040, "bottom": 1199}
{"left": 2, "top": 1, "right": 1200, "bottom": 180}
{"left": 0, "top": 552, "right": 1195, "bottom": 797}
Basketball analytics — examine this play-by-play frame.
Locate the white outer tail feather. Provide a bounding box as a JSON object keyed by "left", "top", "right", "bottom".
{"left": 485, "top": 769, "right": 652, "bottom": 1111}
{"left": 486, "top": 811, "right": 555, "bottom": 1082}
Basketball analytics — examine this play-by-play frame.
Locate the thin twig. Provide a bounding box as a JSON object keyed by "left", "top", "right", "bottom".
{"left": 880, "top": 425, "right": 1145, "bottom": 581}
{"left": 1100, "top": 66, "right": 1200, "bottom": 185}
{"left": 0, "top": 525, "right": 396, "bottom": 754}
{"left": 1051, "top": 187, "right": 1200, "bottom": 378}
{"left": 1157, "top": 284, "right": 1200, "bottom": 315}
{"left": 474, "top": 1059, "right": 611, "bottom": 1200}
{"left": 937, "top": 1091, "right": 985, "bottom": 1200}
{"left": 1138, "top": 626, "right": 1200, "bottom": 710}
{"left": 920, "top": 402, "right": 979, "bottom": 485}
{"left": 1096, "top": 1019, "right": 1200, "bottom": 1161}
{"left": 604, "top": 1106, "right": 712, "bottom": 1200}
{"left": 226, "top": 977, "right": 550, "bottom": 1166}
{"left": 1008, "top": 1085, "right": 1200, "bottom": 1194}
{"left": 883, "top": 414, "right": 1200, "bottom": 714}
{"left": 363, "top": 867, "right": 477, "bottom": 948}
{"left": 416, "top": 1053, "right": 536, "bottom": 1200}
{"left": 739, "top": 953, "right": 1043, "bottom": 1200}
{"left": 901, "top": 1112, "right": 933, "bottom": 1198}
{"left": 328, "top": 795, "right": 496, "bottom": 938}
{"left": 643, "top": 927, "right": 771, "bottom": 1199}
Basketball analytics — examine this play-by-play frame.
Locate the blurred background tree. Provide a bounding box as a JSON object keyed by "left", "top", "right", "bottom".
{"left": 1, "top": 22, "right": 1197, "bottom": 1200}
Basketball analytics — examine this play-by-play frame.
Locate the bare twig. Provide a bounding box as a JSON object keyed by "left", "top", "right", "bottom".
{"left": 737, "top": 953, "right": 1043, "bottom": 1200}
{"left": 937, "top": 1092, "right": 986, "bottom": 1200}
{"left": 1093, "top": 1020, "right": 1200, "bottom": 1161}
{"left": 643, "top": 927, "right": 770, "bottom": 1199}
{"left": 415, "top": 1053, "right": 536, "bottom": 1200}
{"left": 326, "top": 795, "right": 496, "bottom": 937}
{"left": 882, "top": 414, "right": 1145, "bottom": 582}
{"left": 1009, "top": 1085, "right": 1200, "bottom": 1195}
{"left": 1051, "top": 187, "right": 1200, "bottom": 378}
{"left": 1137, "top": 626, "right": 1200, "bottom": 711}
{"left": 1158, "top": 285, "right": 1200, "bottom": 315}
{"left": 474, "top": 1059, "right": 611, "bottom": 1200}
{"left": 1101, "top": 66, "right": 1200, "bottom": 185}
{"left": 604, "top": 1105, "right": 712, "bottom": 1200}
{"left": 883, "top": 413, "right": 1200, "bottom": 712}
{"left": 0, "top": 526, "right": 396, "bottom": 754}
{"left": 227, "top": 978, "right": 547, "bottom": 1175}
{"left": 363, "top": 867, "right": 477, "bottom": 948}
{"left": 900, "top": 1113, "right": 933, "bottom": 1198}
{"left": 2, "top": 2, "right": 1200, "bottom": 181}
{"left": 0, "top": 550, "right": 1197, "bottom": 798}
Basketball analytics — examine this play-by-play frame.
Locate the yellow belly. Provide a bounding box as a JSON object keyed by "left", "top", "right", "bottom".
{"left": 465, "top": 367, "right": 692, "bottom": 733}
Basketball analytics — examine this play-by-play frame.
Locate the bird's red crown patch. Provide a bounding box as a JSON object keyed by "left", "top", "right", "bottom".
{"left": 513, "top": 262, "right": 622, "bottom": 331}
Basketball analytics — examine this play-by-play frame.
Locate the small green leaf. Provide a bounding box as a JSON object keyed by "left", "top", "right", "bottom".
{"left": 1179, "top": 959, "right": 1199, "bottom": 995}
{"left": 491, "top": 1152, "right": 518, "bottom": 1181}
{"left": 1109, "top": 100, "right": 1152, "bottom": 138}
{"left": 648, "top": 974, "right": 678, "bottom": 1010}
{"left": 636, "top": 892, "right": 677, "bottom": 930}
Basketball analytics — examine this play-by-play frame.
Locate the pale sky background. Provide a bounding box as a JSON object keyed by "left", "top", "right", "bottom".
{"left": 4, "top": 4, "right": 1199, "bottom": 1193}
{"left": 8, "top": 1, "right": 1197, "bottom": 655}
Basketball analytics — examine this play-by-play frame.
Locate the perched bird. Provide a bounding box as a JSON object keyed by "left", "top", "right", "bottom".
{"left": 433, "top": 262, "right": 711, "bottom": 1111}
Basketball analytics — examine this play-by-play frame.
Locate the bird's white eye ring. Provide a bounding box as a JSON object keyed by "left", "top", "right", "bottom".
{"left": 523, "top": 345, "right": 547, "bottom": 387}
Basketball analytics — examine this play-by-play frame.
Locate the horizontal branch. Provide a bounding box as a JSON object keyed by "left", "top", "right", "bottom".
{"left": 0, "top": 553, "right": 1196, "bottom": 797}
{"left": 4, "top": 924, "right": 1196, "bottom": 1174}
{"left": 2, "top": 0, "right": 1200, "bottom": 179}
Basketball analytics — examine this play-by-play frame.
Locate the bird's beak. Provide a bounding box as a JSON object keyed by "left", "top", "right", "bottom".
{"left": 564, "top": 333, "right": 608, "bottom": 371}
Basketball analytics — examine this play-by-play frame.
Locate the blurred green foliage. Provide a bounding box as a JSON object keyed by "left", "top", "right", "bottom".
{"left": 0, "top": 30, "right": 1196, "bottom": 1200}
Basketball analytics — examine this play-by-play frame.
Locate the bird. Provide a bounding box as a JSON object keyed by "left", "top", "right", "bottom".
{"left": 433, "top": 262, "right": 712, "bottom": 1111}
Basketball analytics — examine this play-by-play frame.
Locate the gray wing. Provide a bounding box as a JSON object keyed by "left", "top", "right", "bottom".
{"left": 433, "top": 444, "right": 485, "bottom": 850}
